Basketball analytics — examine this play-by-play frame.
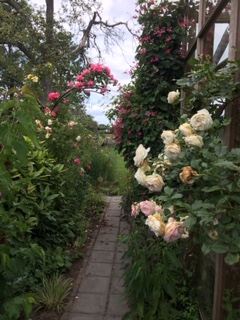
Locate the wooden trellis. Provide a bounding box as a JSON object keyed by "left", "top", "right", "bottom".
{"left": 184, "top": 1, "right": 240, "bottom": 319}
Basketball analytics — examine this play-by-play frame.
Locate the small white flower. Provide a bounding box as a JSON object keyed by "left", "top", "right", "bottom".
{"left": 76, "top": 135, "right": 81, "bottom": 142}
{"left": 47, "top": 119, "right": 52, "bottom": 126}
{"left": 133, "top": 144, "right": 150, "bottom": 167}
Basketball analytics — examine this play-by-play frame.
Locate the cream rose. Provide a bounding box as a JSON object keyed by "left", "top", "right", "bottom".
{"left": 190, "top": 109, "right": 213, "bottom": 131}
{"left": 165, "top": 143, "right": 181, "bottom": 160}
{"left": 134, "top": 168, "right": 147, "bottom": 186}
{"left": 184, "top": 134, "right": 204, "bottom": 148}
{"left": 133, "top": 144, "right": 151, "bottom": 167}
{"left": 47, "top": 119, "right": 52, "bottom": 126}
{"left": 164, "top": 217, "right": 188, "bottom": 242}
{"left": 145, "top": 213, "right": 165, "bottom": 237}
{"left": 145, "top": 173, "right": 165, "bottom": 192}
{"left": 167, "top": 90, "right": 180, "bottom": 104}
{"left": 161, "top": 130, "right": 175, "bottom": 145}
{"left": 178, "top": 123, "right": 194, "bottom": 136}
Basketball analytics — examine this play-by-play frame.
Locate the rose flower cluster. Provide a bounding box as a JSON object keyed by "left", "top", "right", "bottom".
{"left": 131, "top": 200, "right": 188, "bottom": 242}
{"left": 131, "top": 92, "right": 214, "bottom": 241}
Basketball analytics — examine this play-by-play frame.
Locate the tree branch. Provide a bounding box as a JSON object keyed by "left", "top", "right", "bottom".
{"left": 73, "top": 11, "right": 137, "bottom": 54}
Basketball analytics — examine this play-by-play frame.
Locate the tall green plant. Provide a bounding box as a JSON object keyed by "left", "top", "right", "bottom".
{"left": 108, "top": 0, "right": 186, "bottom": 167}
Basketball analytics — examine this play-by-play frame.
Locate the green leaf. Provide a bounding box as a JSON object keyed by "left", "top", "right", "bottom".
{"left": 202, "top": 186, "right": 221, "bottom": 192}
{"left": 211, "top": 243, "right": 229, "bottom": 253}
{"left": 184, "top": 216, "right": 197, "bottom": 229}
{"left": 12, "top": 136, "right": 29, "bottom": 166}
{"left": 202, "top": 243, "right": 211, "bottom": 255}
{"left": 214, "top": 160, "right": 237, "bottom": 171}
{"left": 224, "top": 252, "right": 239, "bottom": 265}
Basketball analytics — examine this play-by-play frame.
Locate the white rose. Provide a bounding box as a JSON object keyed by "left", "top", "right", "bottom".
{"left": 165, "top": 143, "right": 181, "bottom": 160}
{"left": 178, "top": 123, "right": 194, "bottom": 136}
{"left": 76, "top": 135, "right": 81, "bottom": 141}
{"left": 47, "top": 119, "right": 52, "bottom": 126}
{"left": 145, "top": 213, "right": 165, "bottom": 237}
{"left": 133, "top": 144, "right": 150, "bottom": 167}
{"left": 161, "top": 130, "right": 175, "bottom": 145}
{"left": 134, "top": 168, "right": 147, "bottom": 186}
{"left": 145, "top": 173, "right": 165, "bottom": 192}
{"left": 184, "top": 134, "right": 204, "bottom": 148}
{"left": 190, "top": 109, "right": 213, "bottom": 131}
{"left": 167, "top": 90, "right": 180, "bottom": 104}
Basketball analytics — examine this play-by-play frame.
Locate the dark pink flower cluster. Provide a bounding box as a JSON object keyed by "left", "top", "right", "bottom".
{"left": 48, "top": 92, "right": 60, "bottom": 102}
{"left": 68, "top": 63, "right": 118, "bottom": 95}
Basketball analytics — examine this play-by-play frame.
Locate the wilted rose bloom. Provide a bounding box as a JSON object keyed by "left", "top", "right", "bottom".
{"left": 133, "top": 144, "right": 151, "bottom": 167}
{"left": 178, "top": 123, "right": 194, "bottom": 136}
{"left": 139, "top": 200, "right": 158, "bottom": 216}
{"left": 47, "top": 119, "right": 52, "bottom": 126}
{"left": 164, "top": 217, "right": 188, "bottom": 242}
{"left": 165, "top": 143, "right": 181, "bottom": 160}
{"left": 190, "top": 109, "right": 213, "bottom": 131}
{"left": 145, "top": 173, "right": 165, "bottom": 192}
{"left": 134, "top": 168, "right": 147, "bottom": 186}
{"left": 184, "top": 134, "right": 204, "bottom": 148}
{"left": 35, "top": 119, "right": 43, "bottom": 131}
{"left": 179, "top": 166, "right": 198, "bottom": 184}
{"left": 161, "top": 130, "right": 175, "bottom": 145}
{"left": 145, "top": 213, "right": 165, "bottom": 237}
{"left": 131, "top": 202, "right": 140, "bottom": 217}
{"left": 208, "top": 230, "right": 218, "bottom": 240}
{"left": 76, "top": 135, "right": 81, "bottom": 142}
{"left": 167, "top": 90, "right": 180, "bottom": 104}
{"left": 45, "top": 126, "right": 52, "bottom": 139}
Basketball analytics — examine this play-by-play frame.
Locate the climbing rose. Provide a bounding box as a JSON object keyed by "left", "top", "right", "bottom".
{"left": 179, "top": 166, "right": 198, "bottom": 184}
{"left": 178, "top": 123, "right": 194, "bottom": 136}
{"left": 190, "top": 109, "right": 213, "bottom": 131}
{"left": 165, "top": 143, "right": 181, "bottom": 160}
{"left": 134, "top": 168, "right": 147, "bottom": 186}
{"left": 161, "top": 130, "right": 175, "bottom": 145}
{"left": 133, "top": 144, "right": 150, "bottom": 167}
{"left": 139, "top": 200, "right": 157, "bottom": 216}
{"left": 74, "top": 158, "right": 81, "bottom": 165}
{"left": 145, "top": 213, "right": 165, "bottom": 237}
{"left": 167, "top": 90, "right": 180, "bottom": 104}
{"left": 145, "top": 173, "right": 165, "bottom": 192}
{"left": 184, "top": 134, "right": 204, "bottom": 148}
{"left": 164, "top": 218, "right": 188, "bottom": 242}
{"left": 48, "top": 92, "right": 60, "bottom": 102}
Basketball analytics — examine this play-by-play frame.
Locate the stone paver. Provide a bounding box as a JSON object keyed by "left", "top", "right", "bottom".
{"left": 61, "top": 196, "right": 130, "bottom": 320}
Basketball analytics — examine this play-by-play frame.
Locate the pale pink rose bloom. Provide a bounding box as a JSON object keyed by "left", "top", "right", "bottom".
{"left": 139, "top": 200, "right": 156, "bottom": 216}
{"left": 163, "top": 218, "right": 187, "bottom": 243}
{"left": 131, "top": 203, "right": 140, "bottom": 217}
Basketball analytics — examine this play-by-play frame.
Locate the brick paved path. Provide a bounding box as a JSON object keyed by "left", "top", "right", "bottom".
{"left": 61, "top": 196, "right": 130, "bottom": 320}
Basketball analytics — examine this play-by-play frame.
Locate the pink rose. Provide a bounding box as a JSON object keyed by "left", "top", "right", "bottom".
{"left": 139, "top": 200, "right": 157, "bottom": 216}
{"left": 163, "top": 218, "right": 186, "bottom": 243}
{"left": 74, "top": 158, "right": 81, "bottom": 165}
{"left": 48, "top": 92, "right": 60, "bottom": 102}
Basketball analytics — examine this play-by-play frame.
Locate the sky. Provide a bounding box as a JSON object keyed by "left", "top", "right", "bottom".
{"left": 29, "top": 0, "right": 138, "bottom": 125}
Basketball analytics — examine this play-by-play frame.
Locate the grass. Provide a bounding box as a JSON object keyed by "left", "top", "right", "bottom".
{"left": 34, "top": 274, "right": 73, "bottom": 314}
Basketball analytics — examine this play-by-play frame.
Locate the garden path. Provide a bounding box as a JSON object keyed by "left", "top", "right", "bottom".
{"left": 61, "top": 196, "right": 130, "bottom": 320}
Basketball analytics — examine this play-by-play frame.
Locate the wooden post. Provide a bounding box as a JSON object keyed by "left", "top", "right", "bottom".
{"left": 213, "top": 1, "right": 240, "bottom": 319}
